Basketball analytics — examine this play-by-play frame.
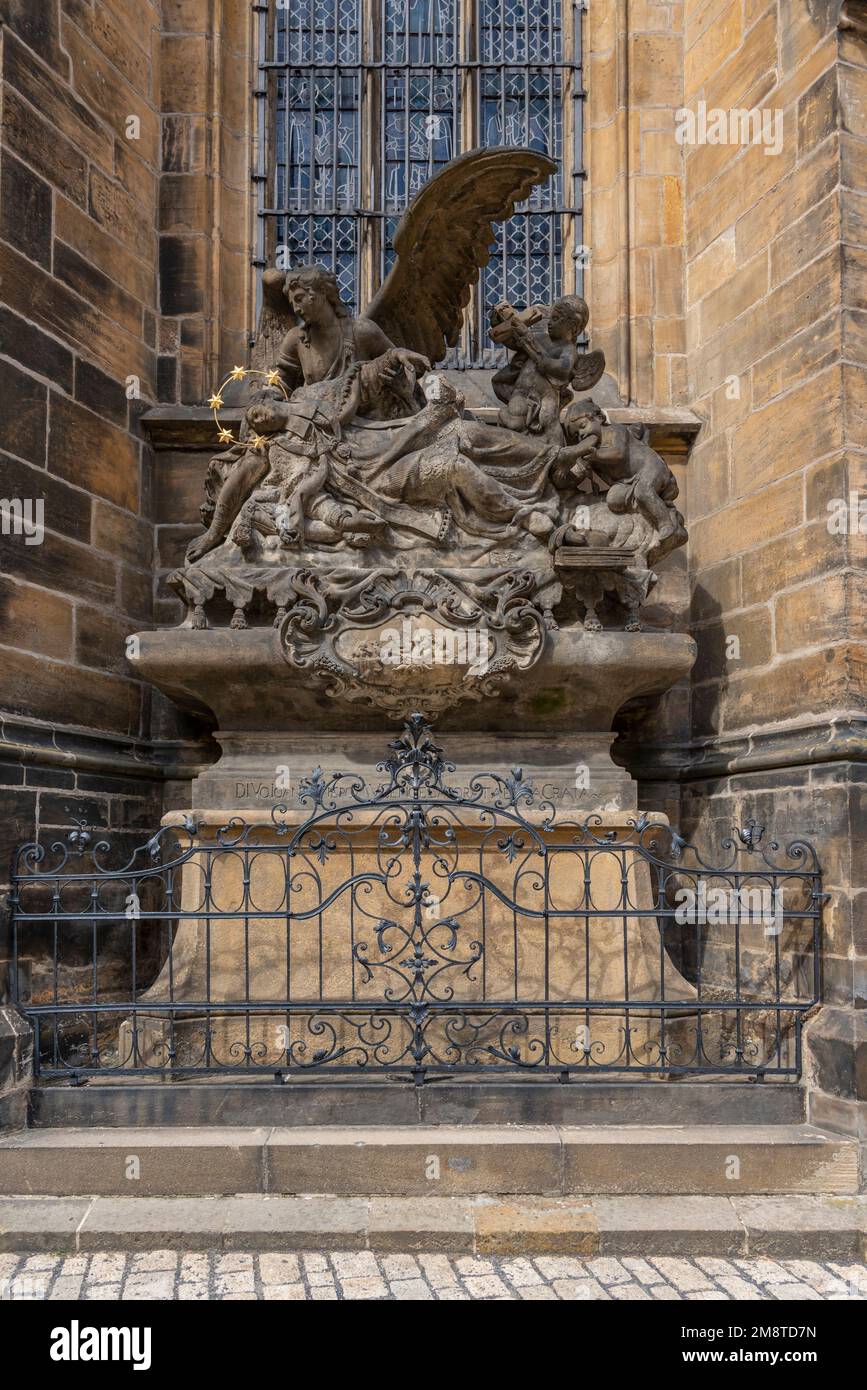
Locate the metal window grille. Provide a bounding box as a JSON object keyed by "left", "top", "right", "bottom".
{"left": 253, "top": 0, "right": 585, "bottom": 366}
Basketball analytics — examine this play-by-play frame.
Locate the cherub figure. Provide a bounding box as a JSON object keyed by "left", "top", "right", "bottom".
{"left": 562, "top": 399, "right": 680, "bottom": 542}
{"left": 490, "top": 295, "right": 605, "bottom": 441}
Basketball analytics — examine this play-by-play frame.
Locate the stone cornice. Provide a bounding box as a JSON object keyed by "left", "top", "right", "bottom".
{"left": 141, "top": 403, "right": 704, "bottom": 457}
{"left": 617, "top": 716, "right": 867, "bottom": 782}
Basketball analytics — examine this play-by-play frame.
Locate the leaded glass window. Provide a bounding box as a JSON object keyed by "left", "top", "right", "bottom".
{"left": 255, "top": 0, "right": 584, "bottom": 366}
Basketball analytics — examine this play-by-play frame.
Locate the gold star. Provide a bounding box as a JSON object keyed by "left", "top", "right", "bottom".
{"left": 208, "top": 393, "right": 224, "bottom": 410}
{"left": 266, "top": 368, "right": 282, "bottom": 387}
{"left": 218, "top": 428, "right": 235, "bottom": 444}
{"left": 230, "top": 365, "right": 247, "bottom": 381}
{"left": 251, "top": 434, "right": 269, "bottom": 451}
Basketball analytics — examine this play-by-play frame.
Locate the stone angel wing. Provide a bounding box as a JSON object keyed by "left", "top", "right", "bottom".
{"left": 366, "top": 146, "right": 558, "bottom": 365}
{"left": 251, "top": 268, "right": 297, "bottom": 372}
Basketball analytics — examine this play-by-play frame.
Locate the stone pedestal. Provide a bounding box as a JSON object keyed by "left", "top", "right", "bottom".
{"left": 120, "top": 805, "right": 699, "bottom": 1076}
{"left": 124, "top": 619, "right": 699, "bottom": 1076}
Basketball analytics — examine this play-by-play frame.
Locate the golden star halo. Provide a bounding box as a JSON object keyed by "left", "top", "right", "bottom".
{"left": 208, "top": 367, "right": 290, "bottom": 450}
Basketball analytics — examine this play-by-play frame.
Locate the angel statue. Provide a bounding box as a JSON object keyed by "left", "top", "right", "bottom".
{"left": 490, "top": 295, "right": 606, "bottom": 442}
{"left": 187, "top": 147, "right": 603, "bottom": 565}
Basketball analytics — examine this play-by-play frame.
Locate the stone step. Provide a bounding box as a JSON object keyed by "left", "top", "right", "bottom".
{"left": 0, "top": 1124, "right": 859, "bottom": 1198}
{"left": 0, "top": 1193, "right": 864, "bottom": 1258}
{"left": 28, "top": 1080, "right": 808, "bottom": 1129}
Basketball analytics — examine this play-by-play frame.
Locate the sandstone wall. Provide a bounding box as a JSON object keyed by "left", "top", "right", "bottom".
{"left": 679, "top": 0, "right": 867, "bottom": 1132}
{"left": 0, "top": 0, "right": 170, "bottom": 1017}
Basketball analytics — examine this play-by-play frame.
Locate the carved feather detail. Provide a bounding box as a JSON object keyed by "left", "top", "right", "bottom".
{"left": 366, "top": 146, "right": 558, "bottom": 364}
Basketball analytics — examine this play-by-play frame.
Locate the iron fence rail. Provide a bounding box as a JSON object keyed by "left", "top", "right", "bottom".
{"left": 10, "top": 716, "right": 821, "bottom": 1084}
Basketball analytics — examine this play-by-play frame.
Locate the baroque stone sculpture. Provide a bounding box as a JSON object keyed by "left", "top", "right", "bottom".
{"left": 166, "top": 147, "right": 687, "bottom": 723}
{"left": 126, "top": 148, "right": 698, "bottom": 1073}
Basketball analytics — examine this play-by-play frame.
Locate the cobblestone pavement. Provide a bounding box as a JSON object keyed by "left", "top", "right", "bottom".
{"left": 1, "top": 1251, "right": 865, "bottom": 1300}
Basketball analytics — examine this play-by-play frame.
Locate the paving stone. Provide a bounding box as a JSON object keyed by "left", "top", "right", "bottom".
{"left": 216, "top": 1253, "right": 254, "bottom": 1273}
{"left": 455, "top": 1255, "right": 497, "bottom": 1276}
{"left": 500, "top": 1256, "right": 544, "bottom": 1286}
{"left": 214, "top": 1272, "right": 255, "bottom": 1295}
{"left": 22, "top": 1253, "right": 60, "bottom": 1271}
{"left": 131, "top": 1250, "right": 179, "bottom": 1273}
{"left": 734, "top": 1256, "right": 795, "bottom": 1284}
{"left": 768, "top": 1282, "right": 823, "bottom": 1300}
{"left": 89, "top": 1253, "right": 127, "bottom": 1281}
{"left": 49, "top": 1276, "right": 84, "bottom": 1298}
{"left": 302, "top": 1253, "right": 329, "bottom": 1273}
{"left": 259, "top": 1253, "right": 302, "bottom": 1284}
{"left": 586, "top": 1256, "right": 633, "bottom": 1284}
{"left": 713, "top": 1274, "right": 764, "bottom": 1299}
{"left": 390, "top": 1278, "right": 433, "bottom": 1298}
{"left": 418, "top": 1253, "right": 461, "bottom": 1287}
{"left": 337, "top": 1276, "right": 389, "bottom": 1299}
{"left": 331, "top": 1251, "right": 380, "bottom": 1279}
{"left": 781, "top": 1259, "right": 850, "bottom": 1293}
{"left": 551, "top": 1277, "right": 610, "bottom": 1299}
{"left": 381, "top": 1254, "right": 421, "bottom": 1279}
{"left": 461, "top": 1274, "right": 513, "bottom": 1297}
{"left": 0, "top": 1247, "right": 862, "bottom": 1301}
{"left": 621, "top": 1256, "right": 662, "bottom": 1284}
{"left": 648, "top": 1257, "right": 715, "bottom": 1291}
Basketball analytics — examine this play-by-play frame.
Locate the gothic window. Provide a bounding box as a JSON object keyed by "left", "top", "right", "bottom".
{"left": 254, "top": 0, "right": 584, "bottom": 365}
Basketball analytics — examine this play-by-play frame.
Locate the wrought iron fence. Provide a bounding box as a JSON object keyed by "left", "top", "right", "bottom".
{"left": 9, "top": 716, "right": 821, "bottom": 1084}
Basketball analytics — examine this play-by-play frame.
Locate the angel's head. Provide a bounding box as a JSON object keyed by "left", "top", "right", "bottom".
{"left": 548, "top": 295, "right": 590, "bottom": 342}
{"left": 284, "top": 266, "right": 349, "bottom": 326}
{"left": 245, "top": 388, "right": 289, "bottom": 437}
{"left": 561, "top": 398, "right": 606, "bottom": 443}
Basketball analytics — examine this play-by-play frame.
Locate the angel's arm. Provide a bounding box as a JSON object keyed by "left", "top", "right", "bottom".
{"left": 356, "top": 319, "right": 430, "bottom": 376}
{"left": 516, "top": 334, "right": 575, "bottom": 385}
{"left": 295, "top": 457, "right": 329, "bottom": 500}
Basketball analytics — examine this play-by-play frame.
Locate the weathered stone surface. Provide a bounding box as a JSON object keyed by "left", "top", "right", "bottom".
{"left": 594, "top": 1196, "right": 744, "bottom": 1256}
{"left": 266, "top": 1127, "right": 563, "bottom": 1197}
{"left": 474, "top": 1199, "right": 597, "bottom": 1255}
{"left": 734, "top": 1196, "right": 866, "bottom": 1257}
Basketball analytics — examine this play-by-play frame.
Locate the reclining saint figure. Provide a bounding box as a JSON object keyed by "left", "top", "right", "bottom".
{"left": 184, "top": 147, "right": 613, "bottom": 565}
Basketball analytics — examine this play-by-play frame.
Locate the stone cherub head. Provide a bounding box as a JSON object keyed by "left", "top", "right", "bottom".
{"left": 547, "top": 294, "right": 590, "bottom": 343}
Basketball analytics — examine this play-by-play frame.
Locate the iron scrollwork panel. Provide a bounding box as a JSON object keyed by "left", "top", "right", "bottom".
{"left": 11, "top": 716, "right": 822, "bottom": 1082}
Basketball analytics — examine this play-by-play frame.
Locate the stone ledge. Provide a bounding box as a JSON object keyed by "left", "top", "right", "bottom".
{"left": 140, "top": 403, "right": 703, "bottom": 457}
{"left": 28, "top": 1079, "right": 808, "bottom": 1129}
{"left": 0, "top": 1194, "right": 862, "bottom": 1257}
{"left": 618, "top": 716, "right": 867, "bottom": 782}
{"left": 0, "top": 1124, "right": 858, "bottom": 1198}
